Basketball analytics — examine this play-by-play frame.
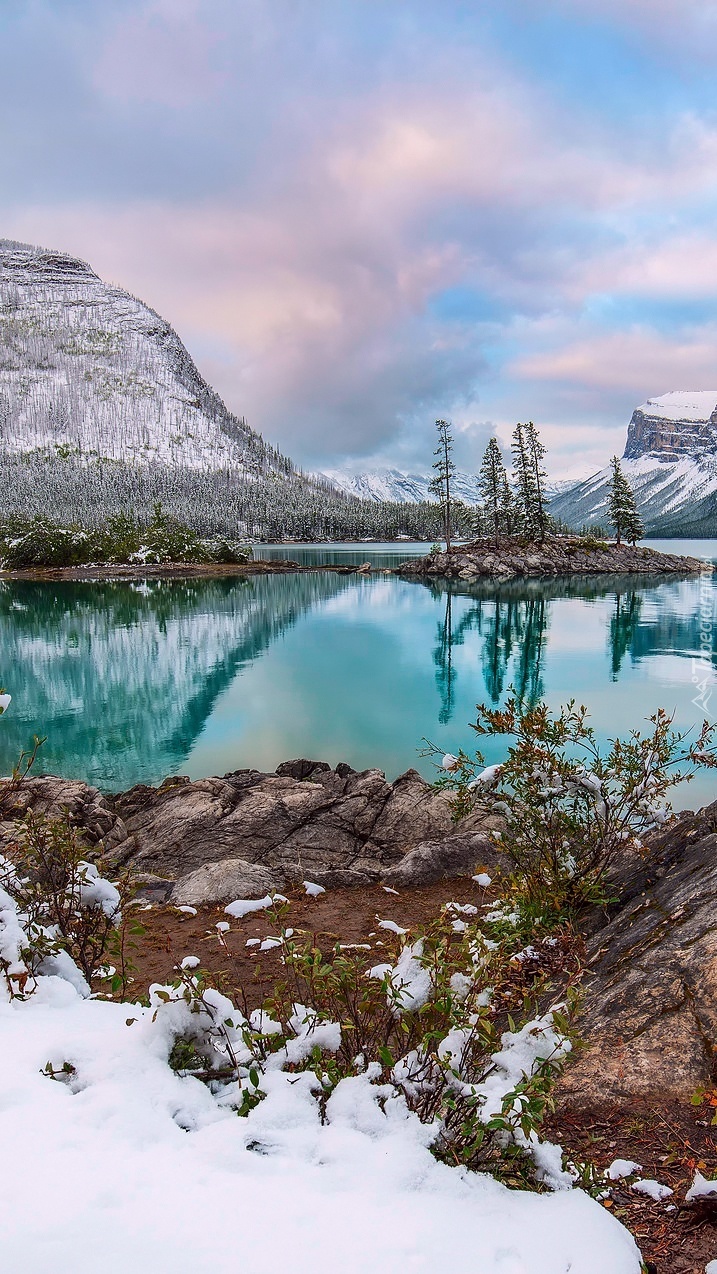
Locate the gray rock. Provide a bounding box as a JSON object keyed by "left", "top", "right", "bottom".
{"left": 383, "top": 827, "right": 502, "bottom": 886}
{"left": 171, "top": 857, "right": 280, "bottom": 906}
{"left": 559, "top": 800, "right": 717, "bottom": 1101}
{"left": 397, "top": 536, "right": 705, "bottom": 582}
{"left": 0, "top": 775, "right": 130, "bottom": 859}
{"left": 107, "top": 762, "right": 456, "bottom": 885}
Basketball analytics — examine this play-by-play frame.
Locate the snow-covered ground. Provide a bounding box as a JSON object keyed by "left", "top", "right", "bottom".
{"left": 0, "top": 968, "right": 642, "bottom": 1273}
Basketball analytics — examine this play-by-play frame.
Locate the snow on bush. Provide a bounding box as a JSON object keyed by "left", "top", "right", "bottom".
{"left": 0, "top": 928, "right": 643, "bottom": 1273}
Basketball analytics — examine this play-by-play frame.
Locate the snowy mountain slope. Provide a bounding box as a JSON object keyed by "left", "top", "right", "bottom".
{"left": 322, "top": 467, "right": 575, "bottom": 507}
{"left": 321, "top": 467, "right": 484, "bottom": 504}
{"left": 0, "top": 239, "right": 291, "bottom": 473}
{"left": 551, "top": 392, "right": 717, "bottom": 534}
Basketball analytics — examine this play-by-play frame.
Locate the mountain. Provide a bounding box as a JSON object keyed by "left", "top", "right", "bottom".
{"left": 550, "top": 392, "right": 717, "bottom": 535}
{"left": 321, "top": 467, "right": 483, "bottom": 504}
{"left": 322, "top": 467, "right": 576, "bottom": 508}
{"left": 0, "top": 239, "right": 453, "bottom": 539}
{"left": 0, "top": 238, "right": 290, "bottom": 474}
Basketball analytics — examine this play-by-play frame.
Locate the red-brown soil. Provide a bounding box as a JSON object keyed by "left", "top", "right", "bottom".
{"left": 109, "top": 880, "right": 717, "bottom": 1274}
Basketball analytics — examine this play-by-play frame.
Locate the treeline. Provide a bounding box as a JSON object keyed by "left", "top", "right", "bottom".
{"left": 0, "top": 449, "right": 476, "bottom": 543}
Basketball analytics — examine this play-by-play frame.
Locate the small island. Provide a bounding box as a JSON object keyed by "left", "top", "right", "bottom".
{"left": 397, "top": 534, "right": 708, "bottom": 581}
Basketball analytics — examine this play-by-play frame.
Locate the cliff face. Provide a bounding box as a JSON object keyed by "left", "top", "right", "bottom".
{"left": 0, "top": 239, "right": 289, "bottom": 474}
{"left": 551, "top": 391, "right": 717, "bottom": 535}
{"left": 624, "top": 391, "right": 717, "bottom": 461}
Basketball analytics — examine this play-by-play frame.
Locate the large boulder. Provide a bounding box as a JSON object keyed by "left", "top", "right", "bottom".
{"left": 560, "top": 800, "right": 717, "bottom": 1101}
{"left": 382, "top": 822, "right": 503, "bottom": 886}
{"left": 171, "top": 857, "right": 280, "bottom": 906}
{"left": 0, "top": 775, "right": 130, "bottom": 858}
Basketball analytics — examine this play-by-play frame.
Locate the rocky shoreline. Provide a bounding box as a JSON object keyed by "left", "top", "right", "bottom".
{"left": 3, "top": 759, "right": 717, "bottom": 1103}
{"left": 0, "top": 760, "right": 500, "bottom": 900}
{"left": 0, "top": 559, "right": 380, "bottom": 581}
{"left": 397, "top": 535, "right": 707, "bottom": 581}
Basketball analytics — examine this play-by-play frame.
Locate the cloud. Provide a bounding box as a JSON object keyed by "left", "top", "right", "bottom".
{"left": 510, "top": 322, "right": 717, "bottom": 395}
{"left": 5, "top": 0, "right": 717, "bottom": 475}
{"left": 92, "top": 0, "right": 226, "bottom": 108}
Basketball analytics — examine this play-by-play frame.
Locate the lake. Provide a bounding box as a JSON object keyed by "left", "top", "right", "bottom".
{"left": 1, "top": 541, "right": 716, "bottom": 811}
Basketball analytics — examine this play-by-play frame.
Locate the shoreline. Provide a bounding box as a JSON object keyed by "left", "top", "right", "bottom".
{"left": 0, "top": 535, "right": 711, "bottom": 582}
{"left": 397, "top": 536, "right": 709, "bottom": 581}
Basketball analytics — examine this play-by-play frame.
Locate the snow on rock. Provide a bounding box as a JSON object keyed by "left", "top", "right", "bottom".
{"left": 0, "top": 974, "right": 642, "bottom": 1273}
{"left": 686, "top": 1170, "right": 717, "bottom": 1202}
{"left": 607, "top": 1159, "right": 642, "bottom": 1181}
{"left": 632, "top": 1178, "right": 673, "bottom": 1201}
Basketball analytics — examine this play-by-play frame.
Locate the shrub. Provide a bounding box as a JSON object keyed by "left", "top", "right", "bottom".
{"left": 199, "top": 536, "right": 253, "bottom": 564}
{"left": 0, "top": 517, "right": 94, "bottom": 568}
{"left": 155, "top": 903, "right": 582, "bottom": 1189}
{"left": 0, "top": 810, "right": 132, "bottom": 995}
{"left": 428, "top": 698, "right": 717, "bottom": 913}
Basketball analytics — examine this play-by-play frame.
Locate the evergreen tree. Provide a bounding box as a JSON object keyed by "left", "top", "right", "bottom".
{"left": 478, "top": 437, "right": 507, "bottom": 546}
{"left": 511, "top": 421, "right": 553, "bottom": 542}
{"left": 511, "top": 422, "right": 536, "bottom": 537}
{"left": 623, "top": 488, "right": 644, "bottom": 546}
{"left": 429, "top": 418, "right": 456, "bottom": 550}
{"left": 499, "top": 471, "right": 518, "bottom": 536}
{"left": 524, "top": 420, "right": 551, "bottom": 542}
{"left": 608, "top": 456, "right": 643, "bottom": 546}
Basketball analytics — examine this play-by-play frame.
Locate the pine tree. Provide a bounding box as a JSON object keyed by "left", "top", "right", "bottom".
{"left": 512, "top": 421, "right": 552, "bottom": 542}
{"left": 478, "top": 437, "right": 507, "bottom": 546}
{"left": 511, "top": 422, "right": 536, "bottom": 537}
{"left": 524, "top": 421, "right": 551, "bottom": 542}
{"left": 608, "top": 456, "right": 643, "bottom": 546}
{"left": 499, "top": 471, "right": 517, "bottom": 536}
{"left": 429, "top": 418, "right": 456, "bottom": 550}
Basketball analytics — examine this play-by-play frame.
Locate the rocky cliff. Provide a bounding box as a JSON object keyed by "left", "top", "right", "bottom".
{"left": 624, "top": 390, "right": 717, "bottom": 460}
{"left": 551, "top": 391, "right": 717, "bottom": 535}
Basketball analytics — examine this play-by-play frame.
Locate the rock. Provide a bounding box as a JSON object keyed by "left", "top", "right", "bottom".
{"left": 382, "top": 827, "right": 503, "bottom": 886}
{"left": 171, "top": 857, "right": 280, "bottom": 906}
{"left": 357, "top": 562, "right": 372, "bottom": 574}
{"left": 560, "top": 801, "right": 717, "bottom": 1101}
{"left": 397, "top": 535, "right": 705, "bottom": 583}
{"left": 0, "top": 775, "right": 130, "bottom": 859}
{"left": 108, "top": 763, "right": 456, "bottom": 886}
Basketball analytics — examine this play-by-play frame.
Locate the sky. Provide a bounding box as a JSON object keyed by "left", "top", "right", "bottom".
{"left": 4, "top": 0, "right": 717, "bottom": 479}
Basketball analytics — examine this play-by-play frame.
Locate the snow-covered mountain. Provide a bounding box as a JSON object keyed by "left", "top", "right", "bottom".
{"left": 0, "top": 239, "right": 291, "bottom": 474}
{"left": 321, "top": 467, "right": 483, "bottom": 504}
{"left": 322, "top": 467, "right": 575, "bottom": 508}
{"left": 550, "top": 391, "right": 717, "bottom": 535}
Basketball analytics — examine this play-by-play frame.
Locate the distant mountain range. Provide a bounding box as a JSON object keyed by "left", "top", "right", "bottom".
{"left": 550, "top": 392, "right": 717, "bottom": 535}
{"left": 322, "top": 466, "right": 574, "bottom": 507}
{"left": 325, "top": 395, "right": 717, "bottom": 535}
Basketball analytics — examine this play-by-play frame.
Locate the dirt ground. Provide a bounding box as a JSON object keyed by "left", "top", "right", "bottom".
{"left": 110, "top": 879, "right": 717, "bottom": 1273}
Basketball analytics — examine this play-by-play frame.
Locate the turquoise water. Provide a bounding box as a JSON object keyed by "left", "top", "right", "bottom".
{"left": 253, "top": 541, "right": 434, "bottom": 568}
{"left": 0, "top": 558, "right": 715, "bottom": 810}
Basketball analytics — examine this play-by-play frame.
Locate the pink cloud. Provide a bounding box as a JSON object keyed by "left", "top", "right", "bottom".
{"left": 93, "top": 0, "right": 225, "bottom": 107}
{"left": 510, "top": 323, "right": 717, "bottom": 395}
